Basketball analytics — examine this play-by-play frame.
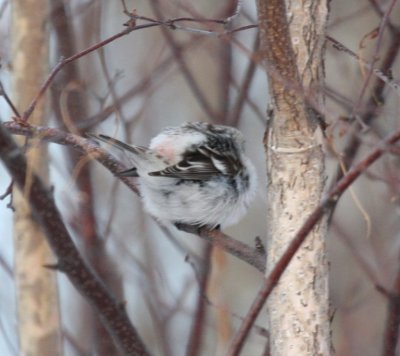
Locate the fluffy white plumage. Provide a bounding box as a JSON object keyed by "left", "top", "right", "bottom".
{"left": 90, "top": 122, "right": 257, "bottom": 228}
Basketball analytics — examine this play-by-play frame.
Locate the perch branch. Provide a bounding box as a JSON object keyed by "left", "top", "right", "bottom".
{"left": 0, "top": 124, "right": 149, "bottom": 355}
{"left": 2, "top": 121, "right": 265, "bottom": 273}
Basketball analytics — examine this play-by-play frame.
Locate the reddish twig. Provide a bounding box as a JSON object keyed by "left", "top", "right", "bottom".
{"left": 367, "top": 0, "right": 400, "bottom": 35}
{"left": 227, "top": 127, "right": 400, "bottom": 356}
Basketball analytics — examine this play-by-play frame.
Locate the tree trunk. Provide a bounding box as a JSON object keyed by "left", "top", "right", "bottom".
{"left": 11, "top": 0, "right": 61, "bottom": 354}
{"left": 256, "top": 0, "right": 330, "bottom": 354}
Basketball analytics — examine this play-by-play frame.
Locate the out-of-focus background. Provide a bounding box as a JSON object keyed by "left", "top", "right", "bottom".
{"left": 0, "top": 0, "right": 400, "bottom": 355}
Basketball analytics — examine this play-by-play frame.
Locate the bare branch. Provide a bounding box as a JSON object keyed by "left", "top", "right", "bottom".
{"left": 2, "top": 121, "right": 140, "bottom": 194}
{"left": 0, "top": 81, "right": 20, "bottom": 118}
{"left": 0, "top": 124, "right": 149, "bottom": 355}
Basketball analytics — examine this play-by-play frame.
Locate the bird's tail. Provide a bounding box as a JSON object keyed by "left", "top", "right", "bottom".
{"left": 87, "top": 133, "right": 151, "bottom": 177}
{"left": 87, "top": 133, "right": 148, "bottom": 155}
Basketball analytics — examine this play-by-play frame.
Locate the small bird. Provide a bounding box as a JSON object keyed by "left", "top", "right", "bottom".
{"left": 89, "top": 122, "right": 257, "bottom": 229}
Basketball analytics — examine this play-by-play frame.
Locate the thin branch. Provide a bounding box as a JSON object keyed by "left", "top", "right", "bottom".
{"left": 227, "top": 127, "right": 400, "bottom": 356}
{"left": 0, "top": 81, "right": 21, "bottom": 117}
{"left": 367, "top": 0, "right": 400, "bottom": 35}
{"left": 0, "top": 253, "right": 13, "bottom": 278}
{"left": 327, "top": 36, "right": 400, "bottom": 96}
{"left": 225, "top": 0, "right": 242, "bottom": 24}
{"left": 0, "top": 180, "right": 13, "bottom": 200}
{"left": 177, "top": 224, "right": 265, "bottom": 273}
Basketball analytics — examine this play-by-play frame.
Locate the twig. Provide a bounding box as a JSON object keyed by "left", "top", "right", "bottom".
{"left": 177, "top": 224, "right": 265, "bottom": 273}
{"left": 0, "top": 81, "right": 21, "bottom": 118}
{"left": 367, "top": 0, "right": 400, "bottom": 35}
{"left": 0, "top": 180, "right": 15, "bottom": 211}
{"left": 227, "top": 127, "right": 400, "bottom": 356}
{"left": 327, "top": 36, "right": 400, "bottom": 96}
{"left": 225, "top": 0, "right": 243, "bottom": 24}
{"left": 0, "top": 254, "right": 13, "bottom": 278}
{"left": 0, "top": 180, "right": 13, "bottom": 200}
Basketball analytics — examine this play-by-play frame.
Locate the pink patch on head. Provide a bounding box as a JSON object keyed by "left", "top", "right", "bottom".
{"left": 153, "top": 139, "right": 178, "bottom": 163}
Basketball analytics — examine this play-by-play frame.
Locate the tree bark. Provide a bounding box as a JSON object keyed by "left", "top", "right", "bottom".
{"left": 11, "top": 0, "right": 62, "bottom": 354}
{"left": 256, "top": 0, "right": 330, "bottom": 354}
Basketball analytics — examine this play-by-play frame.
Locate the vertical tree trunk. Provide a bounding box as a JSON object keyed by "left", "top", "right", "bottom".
{"left": 256, "top": 0, "right": 330, "bottom": 354}
{"left": 11, "top": 0, "right": 61, "bottom": 354}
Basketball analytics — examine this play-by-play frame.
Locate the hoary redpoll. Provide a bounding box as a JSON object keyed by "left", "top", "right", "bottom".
{"left": 90, "top": 122, "right": 257, "bottom": 228}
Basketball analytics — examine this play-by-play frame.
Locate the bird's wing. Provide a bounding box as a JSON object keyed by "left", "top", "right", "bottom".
{"left": 149, "top": 145, "right": 241, "bottom": 180}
